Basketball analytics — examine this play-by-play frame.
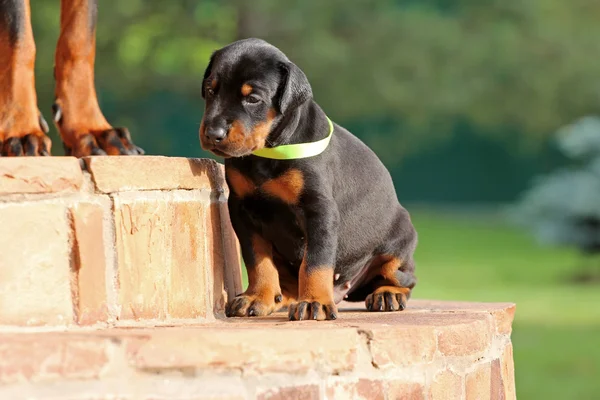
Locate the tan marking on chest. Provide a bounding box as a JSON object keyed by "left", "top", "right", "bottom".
{"left": 226, "top": 168, "right": 256, "bottom": 198}
{"left": 261, "top": 169, "right": 305, "bottom": 204}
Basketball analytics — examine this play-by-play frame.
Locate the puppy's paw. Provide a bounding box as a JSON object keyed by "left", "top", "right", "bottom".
{"left": 288, "top": 299, "right": 337, "bottom": 321}
{"left": 225, "top": 292, "right": 282, "bottom": 317}
{"left": 365, "top": 286, "right": 410, "bottom": 312}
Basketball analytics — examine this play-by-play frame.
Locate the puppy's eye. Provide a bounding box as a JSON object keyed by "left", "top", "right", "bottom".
{"left": 244, "top": 95, "right": 261, "bottom": 105}
{"left": 206, "top": 88, "right": 215, "bottom": 96}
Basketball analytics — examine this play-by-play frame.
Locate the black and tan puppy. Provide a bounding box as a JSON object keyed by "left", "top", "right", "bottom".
{"left": 200, "top": 38, "right": 417, "bottom": 321}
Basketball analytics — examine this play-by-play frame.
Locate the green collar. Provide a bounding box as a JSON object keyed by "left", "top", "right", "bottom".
{"left": 251, "top": 117, "right": 334, "bottom": 160}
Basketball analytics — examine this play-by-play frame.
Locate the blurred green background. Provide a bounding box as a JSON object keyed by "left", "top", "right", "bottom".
{"left": 30, "top": 0, "right": 600, "bottom": 398}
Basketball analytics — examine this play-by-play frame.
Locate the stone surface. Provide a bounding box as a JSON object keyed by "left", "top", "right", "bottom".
{"left": 466, "top": 362, "right": 492, "bottom": 400}
{"left": 0, "top": 335, "right": 110, "bottom": 384}
{"left": 326, "top": 380, "right": 356, "bottom": 400}
{"left": 0, "top": 201, "right": 73, "bottom": 326}
{"left": 436, "top": 315, "right": 492, "bottom": 357}
{"left": 409, "top": 300, "right": 516, "bottom": 335}
{"left": 356, "top": 379, "right": 385, "bottom": 400}
{"left": 368, "top": 325, "right": 437, "bottom": 368}
{"left": 0, "top": 157, "right": 83, "bottom": 194}
{"left": 168, "top": 197, "right": 211, "bottom": 319}
{"left": 84, "top": 156, "right": 224, "bottom": 193}
{"left": 0, "top": 300, "right": 516, "bottom": 399}
{"left": 113, "top": 191, "right": 211, "bottom": 320}
{"left": 500, "top": 343, "right": 516, "bottom": 400}
{"left": 492, "top": 305, "right": 516, "bottom": 335}
{"left": 388, "top": 381, "right": 426, "bottom": 400}
{"left": 71, "top": 200, "right": 111, "bottom": 324}
{"left": 0, "top": 152, "right": 517, "bottom": 400}
{"left": 429, "top": 370, "right": 463, "bottom": 400}
{"left": 258, "top": 385, "right": 320, "bottom": 400}
{"left": 127, "top": 327, "right": 359, "bottom": 374}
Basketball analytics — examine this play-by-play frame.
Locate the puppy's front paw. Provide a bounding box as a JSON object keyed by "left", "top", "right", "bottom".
{"left": 225, "top": 292, "right": 282, "bottom": 317}
{"left": 365, "top": 286, "right": 410, "bottom": 312}
{"left": 288, "top": 299, "right": 337, "bottom": 321}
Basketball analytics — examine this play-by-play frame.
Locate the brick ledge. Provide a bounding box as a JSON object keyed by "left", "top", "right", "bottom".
{"left": 0, "top": 300, "right": 516, "bottom": 399}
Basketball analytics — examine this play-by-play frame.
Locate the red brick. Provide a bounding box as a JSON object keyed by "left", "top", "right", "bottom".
{"left": 436, "top": 316, "right": 492, "bottom": 356}
{"left": 0, "top": 201, "right": 73, "bottom": 326}
{"left": 113, "top": 191, "right": 210, "bottom": 320}
{"left": 429, "top": 370, "right": 463, "bottom": 400}
{"left": 368, "top": 326, "right": 436, "bottom": 368}
{"left": 0, "top": 157, "right": 82, "bottom": 194}
{"left": 491, "top": 359, "right": 505, "bottom": 399}
{"left": 408, "top": 300, "right": 516, "bottom": 336}
{"left": 466, "top": 362, "right": 492, "bottom": 400}
{"left": 258, "top": 385, "right": 320, "bottom": 400}
{"left": 0, "top": 336, "right": 110, "bottom": 383}
{"left": 491, "top": 305, "right": 516, "bottom": 335}
{"left": 84, "top": 156, "right": 224, "bottom": 193}
{"left": 500, "top": 343, "right": 516, "bottom": 399}
{"left": 389, "top": 381, "right": 425, "bottom": 400}
{"left": 356, "top": 379, "right": 385, "bottom": 400}
{"left": 408, "top": 300, "right": 515, "bottom": 315}
{"left": 128, "top": 327, "right": 358, "bottom": 374}
{"left": 71, "top": 200, "right": 111, "bottom": 324}
{"left": 168, "top": 199, "right": 210, "bottom": 319}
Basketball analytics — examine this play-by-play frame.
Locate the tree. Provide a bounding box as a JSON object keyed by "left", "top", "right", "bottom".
{"left": 513, "top": 116, "right": 600, "bottom": 282}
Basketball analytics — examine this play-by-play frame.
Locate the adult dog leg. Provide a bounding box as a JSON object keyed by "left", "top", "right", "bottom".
{"left": 53, "top": 0, "right": 142, "bottom": 157}
{"left": 0, "top": 0, "right": 51, "bottom": 156}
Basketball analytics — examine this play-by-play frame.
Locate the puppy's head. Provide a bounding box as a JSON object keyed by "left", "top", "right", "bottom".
{"left": 200, "top": 38, "right": 312, "bottom": 158}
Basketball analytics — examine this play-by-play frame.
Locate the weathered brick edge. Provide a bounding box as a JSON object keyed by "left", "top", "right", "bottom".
{"left": 0, "top": 156, "right": 242, "bottom": 327}
{"left": 0, "top": 302, "right": 516, "bottom": 399}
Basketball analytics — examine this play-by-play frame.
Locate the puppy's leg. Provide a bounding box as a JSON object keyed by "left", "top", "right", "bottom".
{"left": 53, "top": 0, "right": 142, "bottom": 157}
{"left": 0, "top": 0, "right": 52, "bottom": 156}
{"left": 289, "top": 198, "right": 339, "bottom": 321}
{"left": 361, "top": 212, "right": 417, "bottom": 312}
{"left": 364, "top": 256, "right": 417, "bottom": 312}
{"left": 225, "top": 233, "right": 283, "bottom": 317}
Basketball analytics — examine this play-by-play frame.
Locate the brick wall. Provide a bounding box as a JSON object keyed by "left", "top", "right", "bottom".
{"left": 0, "top": 156, "right": 241, "bottom": 327}
{"left": 0, "top": 156, "right": 516, "bottom": 399}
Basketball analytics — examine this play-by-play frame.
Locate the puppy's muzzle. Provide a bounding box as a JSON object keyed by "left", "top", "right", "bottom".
{"left": 205, "top": 126, "right": 228, "bottom": 143}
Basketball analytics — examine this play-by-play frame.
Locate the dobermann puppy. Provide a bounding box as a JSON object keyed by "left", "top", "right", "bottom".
{"left": 0, "top": 0, "right": 142, "bottom": 157}
{"left": 200, "top": 39, "right": 417, "bottom": 321}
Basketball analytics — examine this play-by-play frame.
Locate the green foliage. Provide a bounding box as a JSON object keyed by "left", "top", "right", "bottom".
{"left": 30, "top": 1, "right": 600, "bottom": 150}
{"left": 27, "top": 0, "right": 600, "bottom": 198}
{"left": 230, "top": 0, "right": 600, "bottom": 142}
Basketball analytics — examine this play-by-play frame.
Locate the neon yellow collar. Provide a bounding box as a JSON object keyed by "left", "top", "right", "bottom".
{"left": 251, "top": 117, "right": 334, "bottom": 160}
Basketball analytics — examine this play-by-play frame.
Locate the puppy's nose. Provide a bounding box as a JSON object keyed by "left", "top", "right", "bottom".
{"left": 205, "top": 126, "right": 228, "bottom": 143}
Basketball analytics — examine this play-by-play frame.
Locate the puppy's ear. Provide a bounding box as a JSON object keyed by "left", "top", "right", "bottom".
{"left": 201, "top": 52, "right": 216, "bottom": 99}
{"left": 277, "top": 61, "right": 313, "bottom": 115}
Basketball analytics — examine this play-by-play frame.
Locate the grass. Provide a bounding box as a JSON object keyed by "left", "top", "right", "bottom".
{"left": 411, "top": 210, "right": 600, "bottom": 399}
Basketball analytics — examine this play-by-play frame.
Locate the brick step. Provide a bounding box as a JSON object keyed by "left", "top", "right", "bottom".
{"left": 0, "top": 301, "right": 516, "bottom": 400}
{"left": 0, "top": 156, "right": 241, "bottom": 327}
